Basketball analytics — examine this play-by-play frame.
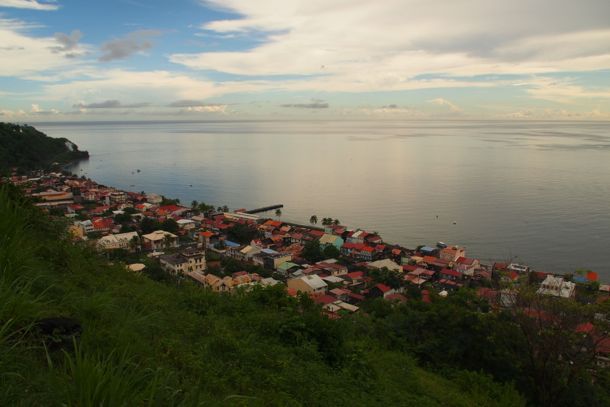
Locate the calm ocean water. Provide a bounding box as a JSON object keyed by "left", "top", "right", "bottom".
{"left": 35, "top": 120, "right": 610, "bottom": 278}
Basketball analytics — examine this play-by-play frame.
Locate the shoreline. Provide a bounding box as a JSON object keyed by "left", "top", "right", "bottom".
{"left": 45, "top": 168, "right": 608, "bottom": 285}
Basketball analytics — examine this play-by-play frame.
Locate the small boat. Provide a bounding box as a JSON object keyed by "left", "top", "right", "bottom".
{"left": 452, "top": 221, "right": 457, "bottom": 225}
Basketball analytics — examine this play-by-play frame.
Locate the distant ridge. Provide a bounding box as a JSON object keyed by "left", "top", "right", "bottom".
{"left": 0, "top": 122, "right": 89, "bottom": 171}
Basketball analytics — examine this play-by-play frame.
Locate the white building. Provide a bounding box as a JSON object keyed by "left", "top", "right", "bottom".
{"left": 96, "top": 231, "right": 139, "bottom": 251}
{"left": 537, "top": 275, "right": 576, "bottom": 298}
{"left": 142, "top": 230, "right": 178, "bottom": 250}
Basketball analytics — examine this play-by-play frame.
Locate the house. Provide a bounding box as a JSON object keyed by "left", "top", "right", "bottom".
{"left": 367, "top": 258, "right": 402, "bottom": 273}
{"left": 439, "top": 246, "right": 466, "bottom": 262}
{"left": 253, "top": 249, "right": 291, "bottom": 271}
{"left": 160, "top": 248, "right": 206, "bottom": 275}
{"left": 287, "top": 275, "right": 328, "bottom": 294}
{"left": 319, "top": 233, "right": 344, "bottom": 249}
{"left": 92, "top": 217, "right": 114, "bottom": 233}
{"left": 455, "top": 257, "right": 480, "bottom": 276}
{"left": 78, "top": 220, "right": 94, "bottom": 234}
{"left": 176, "top": 219, "right": 196, "bottom": 231}
{"left": 537, "top": 275, "right": 576, "bottom": 298}
{"left": 96, "top": 231, "right": 139, "bottom": 251}
{"left": 368, "top": 283, "right": 395, "bottom": 299}
{"left": 141, "top": 230, "right": 178, "bottom": 250}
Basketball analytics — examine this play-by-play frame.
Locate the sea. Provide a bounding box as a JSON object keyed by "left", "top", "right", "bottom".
{"left": 34, "top": 120, "right": 610, "bottom": 279}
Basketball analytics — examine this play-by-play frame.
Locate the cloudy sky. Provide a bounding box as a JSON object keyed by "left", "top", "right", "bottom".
{"left": 0, "top": 0, "right": 609, "bottom": 121}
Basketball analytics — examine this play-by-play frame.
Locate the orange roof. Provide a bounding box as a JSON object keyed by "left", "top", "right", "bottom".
{"left": 587, "top": 271, "right": 598, "bottom": 281}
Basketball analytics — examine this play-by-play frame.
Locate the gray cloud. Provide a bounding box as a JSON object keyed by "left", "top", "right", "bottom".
{"left": 73, "top": 100, "right": 149, "bottom": 109}
{"left": 51, "top": 30, "right": 82, "bottom": 54}
{"left": 381, "top": 104, "right": 398, "bottom": 109}
{"left": 167, "top": 100, "right": 205, "bottom": 107}
{"left": 281, "top": 99, "right": 329, "bottom": 109}
{"left": 98, "top": 30, "right": 160, "bottom": 62}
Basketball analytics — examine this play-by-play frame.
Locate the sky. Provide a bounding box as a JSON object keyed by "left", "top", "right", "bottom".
{"left": 0, "top": 0, "right": 609, "bottom": 121}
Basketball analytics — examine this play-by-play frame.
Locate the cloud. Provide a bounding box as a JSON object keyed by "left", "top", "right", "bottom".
{"left": 99, "top": 30, "right": 160, "bottom": 62}
{"left": 521, "top": 77, "right": 610, "bottom": 104}
{"left": 185, "top": 104, "right": 227, "bottom": 113}
{"left": 0, "top": 17, "right": 89, "bottom": 76}
{"left": 30, "top": 103, "right": 58, "bottom": 114}
{"left": 0, "top": 0, "right": 58, "bottom": 11}
{"left": 429, "top": 98, "right": 462, "bottom": 112}
{"left": 51, "top": 30, "right": 82, "bottom": 54}
{"left": 72, "top": 99, "right": 150, "bottom": 109}
{"left": 281, "top": 99, "right": 328, "bottom": 108}
{"left": 170, "top": 0, "right": 610, "bottom": 94}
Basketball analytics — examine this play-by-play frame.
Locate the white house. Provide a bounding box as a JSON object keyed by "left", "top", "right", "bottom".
{"left": 142, "top": 230, "right": 178, "bottom": 250}
{"left": 96, "top": 231, "right": 139, "bottom": 251}
{"left": 537, "top": 275, "right": 576, "bottom": 298}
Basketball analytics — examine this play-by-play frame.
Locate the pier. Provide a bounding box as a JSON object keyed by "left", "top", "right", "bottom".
{"left": 245, "top": 204, "right": 284, "bottom": 214}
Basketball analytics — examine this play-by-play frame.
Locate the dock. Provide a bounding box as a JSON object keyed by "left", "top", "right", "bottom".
{"left": 244, "top": 204, "right": 284, "bottom": 214}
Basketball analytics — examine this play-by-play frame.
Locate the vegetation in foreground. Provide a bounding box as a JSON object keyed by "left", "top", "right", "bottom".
{"left": 1, "top": 183, "right": 608, "bottom": 406}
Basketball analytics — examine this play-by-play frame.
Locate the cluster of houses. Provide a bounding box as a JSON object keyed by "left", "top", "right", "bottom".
{"left": 7, "top": 172, "right": 610, "bottom": 321}
{"left": 7, "top": 170, "right": 610, "bottom": 365}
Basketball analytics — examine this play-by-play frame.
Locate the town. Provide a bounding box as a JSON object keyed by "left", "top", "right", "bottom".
{"left": 5, "top": 169, "right": 610, "bottom": 367}
{"left": 8, "top": 170, "right": 608, "bottom": 300}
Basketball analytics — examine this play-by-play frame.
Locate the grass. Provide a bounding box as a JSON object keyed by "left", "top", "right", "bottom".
{"left": 0, "top": 184, "right": 526, "bottom": 406}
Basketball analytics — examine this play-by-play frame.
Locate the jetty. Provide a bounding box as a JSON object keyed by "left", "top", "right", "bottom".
{"left": 245, "top": 204, "right": 283, "bottom": 214}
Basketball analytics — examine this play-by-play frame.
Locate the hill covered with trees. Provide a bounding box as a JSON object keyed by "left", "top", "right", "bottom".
{"left": 0, "top": 123, "right": 88, "bottom": 172}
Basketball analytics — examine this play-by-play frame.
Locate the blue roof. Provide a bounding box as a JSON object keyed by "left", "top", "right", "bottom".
{"left": 421, "top": 246, "right": 436, "bottom": 253}
{"left": 261, "top": 248, "right": 279, "bottom": 255}
{"left": 573, "top": 275, "right": 588, "bottom": 284}
{"left": 224, "top": 240, "right": 241, "bottom": 248}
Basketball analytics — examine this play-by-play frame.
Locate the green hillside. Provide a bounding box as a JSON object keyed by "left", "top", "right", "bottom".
{"left": 0, "top": 123, "right": 88, "bottom": 171}
{"left": 0, "top": 185, "right": 526, "bottom": 406}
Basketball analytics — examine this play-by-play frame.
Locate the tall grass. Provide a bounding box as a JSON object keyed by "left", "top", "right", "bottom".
{"left": 48, "top": 340, "right": 163, "bottom": 407}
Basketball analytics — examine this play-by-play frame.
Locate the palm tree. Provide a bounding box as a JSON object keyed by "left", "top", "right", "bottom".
{"left": 129, "top": 235, "right": 140, "bottom": 253}
{"left": 275, "top": 208, "right": 282, "bottom": 220}
{"left": 310, "top": 215, "right": 318, "bottom": 225}
{"left": 191, "top": 200, "right": 198, "bottom": 209}
{"left": 333, "top": 218, "right": 340, "bottom": 226}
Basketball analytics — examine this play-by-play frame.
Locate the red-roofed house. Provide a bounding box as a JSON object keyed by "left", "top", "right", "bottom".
{"left": 368, "top": 283, "right": 395, "bottom": 299}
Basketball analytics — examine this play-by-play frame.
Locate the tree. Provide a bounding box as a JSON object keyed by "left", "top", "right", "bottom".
{"left": 160, "top": 218, "right": 179, "bottom": 234}
{"left": 129, "top": 235, "right": 140, "bottom": 253}
{"left": 321, "top": 217, "right": 332, "bottom": 226}
{"left": 191, "top": 200, "right": 198, "bottom": 210}
{"left": 333, "top": 219, "right": 340, "bottom": 226}
{"left": 275, "top": 208, "right": 282, "bottom": 220}
{"left": 504, "top": 289, "right": 608, "bottom": 407}
{"left": 303, "top": 240, "right": 322, "bottom": 263}
{"left": 140, "top": 217, "right": 160, "bottom": 234}
{"left": 227, "top": 223, "right": 259, "bottom": 244}
{"left": 322, "top": 244, "right": 340, "bottom": 259}
{"left": 222, "top": 205, "right": 229, "bottom": 212}
{"left": 310, "top": 215, "right": 318, "bottom": 225}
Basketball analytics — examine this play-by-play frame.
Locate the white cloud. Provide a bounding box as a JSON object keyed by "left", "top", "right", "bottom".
{"left": 173, "top": 0, "right": 610, "bottom": 92}
{"left": 522, "top": 77, "right": 610, "bottom": 104}
{"left": 0, "top": 17, "right": 89, "bottom": 77}
{"left": 0, "top": 0, "right": 58, "bottom": 11}
{"left": 429, "top": 98, "right": 462, "bottom": 112}
{"left": 185, "top": 104, "right": 227, "bottom": 113}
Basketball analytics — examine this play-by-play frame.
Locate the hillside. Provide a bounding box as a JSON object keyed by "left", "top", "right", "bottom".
{"left": 0, "top": 123, "right": 88, "bottom": 172}
{"left": 0, "top": 185, "right": 529, "bottom": 406}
